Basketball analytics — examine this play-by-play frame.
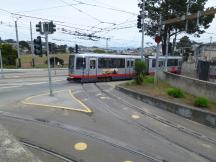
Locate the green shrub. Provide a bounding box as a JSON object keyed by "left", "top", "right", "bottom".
{"left": 167, "top": 88, "right": 184, "bottom": 98}
{"left": 135, "top": 73, "right": 145, "bottom": 85}
{"left": 134, "top": 60, "right": 146, "bottom": 85}
{"left": 144, "top": 76, "right": 154, "bottom": 84}
{"left": 194, "top": 97, "right": 209, "bottom": 108}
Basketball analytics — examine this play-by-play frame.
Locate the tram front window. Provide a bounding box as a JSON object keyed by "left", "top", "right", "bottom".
{"left": 69, "top": 55, "right": 75, "bottom": 69}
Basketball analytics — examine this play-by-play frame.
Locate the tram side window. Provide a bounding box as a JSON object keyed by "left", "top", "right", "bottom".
{"left": 151, "top": 59, "right": 164, "bottom": 68}
{"left": 131, "top": 61, "right": 134, "bottom": 67}
{"left": 98, "top": 58, "right": 125, "bottom": 68}
{"left": 168, "top": 59, "right": 178, "bottom": 66}
{"left": 76, "top": 57, "right": 86, "bottom": 69}
{"left": 127, "top": 61, "right": 130, "bottom": 68}
{"left": 98, "top": 58, "right": 112, "bottom": 68}
{"left": 90, "top": 60, "right": 96, "bottom": 69}
{"left": 113, "top": 58, "right": 125, "bottom": 68}
{"left": 152, "top": 59, "right": 156, "bottom": 68}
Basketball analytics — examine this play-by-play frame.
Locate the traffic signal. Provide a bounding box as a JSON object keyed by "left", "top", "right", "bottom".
{"left": 48, "top": 43, "right": 55, "bottom": 54}
{"left": 34, "top": 36, "right": 42, "bottom": 56}
{"left": 36, "top": 22, "right": 42, "bottom": 33}
{"left": 137, "top": 15, "right": 142, "bottom": 29}
{"left": 75, "top": 44, "right": 79, "bottom": 54}
{"left": 49, "top": 21, "right": 56, "bottom": 34}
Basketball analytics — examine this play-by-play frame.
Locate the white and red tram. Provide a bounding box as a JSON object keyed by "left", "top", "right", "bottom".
{"left": 67, "top": 53, "right": 182, "bottom": 82}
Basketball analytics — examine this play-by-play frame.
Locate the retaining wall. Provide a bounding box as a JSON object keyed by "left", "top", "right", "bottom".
{"left": 158, "top": 71, "right": 216, "bottom": 101}
{"left": 116, "top": 86, "right": 216, "bottom": 128}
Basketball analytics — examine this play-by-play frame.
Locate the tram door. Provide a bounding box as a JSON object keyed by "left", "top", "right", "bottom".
{"left": 88, "top": 58, "right": 97, "bottom": 81}
{"left": 126, "top": 59, "right": 135, "bottom": 79}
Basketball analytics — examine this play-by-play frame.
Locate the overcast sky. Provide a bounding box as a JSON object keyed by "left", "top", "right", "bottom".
{"left": 0, "top": 0, "right": 216, "bottom": 48}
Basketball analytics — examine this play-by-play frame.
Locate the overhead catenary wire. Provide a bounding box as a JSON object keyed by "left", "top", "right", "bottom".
{"left": 68, "top": 0, "right": 137, "bottom": 16}
{"left": 58, "top": 0, "right": 116, "bottom": 25}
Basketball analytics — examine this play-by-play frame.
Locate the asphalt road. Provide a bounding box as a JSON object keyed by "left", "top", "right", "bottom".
{"left": 0, "top": 69, "right": 216, "bottom": 162}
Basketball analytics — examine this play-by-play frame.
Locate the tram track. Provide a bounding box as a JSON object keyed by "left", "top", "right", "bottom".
{"left": 95, "top": 82, "right": 216, "bottom": 145}
{"left": 90, "top": 83, "right": 216, "bottom": 162}
{"left": 0, "top": 111, "right": 165, "bottom": 162}
{"left": 21, "top": 140, "right": 77, "bottom": 162}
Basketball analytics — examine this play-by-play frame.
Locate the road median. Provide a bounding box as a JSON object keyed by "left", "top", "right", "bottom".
{"left": 22, "top": 89, "right": 92, "bottom": 113}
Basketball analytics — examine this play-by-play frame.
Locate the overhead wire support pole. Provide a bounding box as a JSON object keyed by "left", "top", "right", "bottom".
{"left": 15, "top": 20, "right": 21, "bottom": 68}
{"left": 185, "top": 0, "right": 191, "bottom": 32}
{"left": 209, "top": 36, "right": 212, "bottom": 61}
{"left": 162, "top": 8, "right": 216, "bottom": 25}
{"left": 165, "top": 27, "right": 169, "bottom": 72}
{"left": 141, "top": 0, "right": 145, "bottom": 60}
{"left": 0, "top": 48, "right": 4, "bottom": 79}
{"left": 154, "top": 14, "right": 162, "bottom": 86}
{"left": 30, "top": 21, "right": 35, "bottom": 68}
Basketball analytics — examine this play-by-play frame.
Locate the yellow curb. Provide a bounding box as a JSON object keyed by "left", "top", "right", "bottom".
{"left": 22, "top": 89, "right": 92, "bottom": 113}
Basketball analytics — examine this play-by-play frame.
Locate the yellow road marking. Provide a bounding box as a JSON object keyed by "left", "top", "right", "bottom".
{"left": 131, "top": 114, "right": 140, "bottom": 119}
{"left": 69, "top": 90, "right": 92, "bottom": 113}
{"left": 124, "top": 161, "right": 133, "bottom": 162}
{"left": 22, "top": 89, "right": 92, "bottom": 113}
{"left": 74, "top": 142, "right": 88, "bottom": 151}
{"left": 100, "top": 96, "right": 109, "bottom": 100}
{"left": 201, "top": 143, "right": 212, "bottom": 149}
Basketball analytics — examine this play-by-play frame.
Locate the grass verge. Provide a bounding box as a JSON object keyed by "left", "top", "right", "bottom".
{"left": 122, "top": 76, "right": 216, "bottom": 112}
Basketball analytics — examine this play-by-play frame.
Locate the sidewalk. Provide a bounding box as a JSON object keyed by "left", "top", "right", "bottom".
{"left": 0, "top": 124, "right": 42, "bottom": 162}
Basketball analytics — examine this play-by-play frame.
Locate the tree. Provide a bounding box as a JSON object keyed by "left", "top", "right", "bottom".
{"left": 19, "top": 41, "right": 30, "bottom": 51}
{"left": 0, "top": 44, "right": 17, "bottom": 66}
{"left": 134, "top": 60, "right": 146, "bottom": 85}
{"left": 177, "top": 36, "right": 193, "bottom": 61}
{"left": 93, "top": 49, "right": 106, "bottom": 53}
{"left": 137, "top": 0, "right": 215, "bottom": 55}
{"left": 5, "top": 39, "right": 15, "bottom": 43}
{"left": 177, "top": 36, "right": 192, "bottom": 48}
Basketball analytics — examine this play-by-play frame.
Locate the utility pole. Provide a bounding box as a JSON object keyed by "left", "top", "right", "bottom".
{"left": 45, "top": 33, "right": 53, "bottom": 96}
{"left": 162, "top": 8, "right": 216, "bottom": 25}
{"left": 141, "top": 0, "right": 145, "bottom": 60}
{"left": 106, "top": 38, "right": 110, "bottom": 50}
{"left": 30, "top": 22, "right": 35, "bottom": 68}
{"left": 154, "top": 15, "right": 162, "bottom": 86}
{"left": 209, "top": 36, "right": 213, "bottom": 61}
{"left": 165, "top": 28, "right": 169, "bottom": 71}
{"left": 0, "top": 47, "right": 4, "bottom": 78}
{"left": 185, "top": 0, "right": 191, "bottom": 32}
{"left": 15, "top": 21, "right": 21, "bottom": 68}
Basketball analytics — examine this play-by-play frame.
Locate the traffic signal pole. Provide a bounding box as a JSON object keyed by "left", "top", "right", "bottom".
{"left": 30, "top": 22, "right": 35, "bottom": 68}
{"left": 45, "top": 33, "right": 53, "bottom": 96}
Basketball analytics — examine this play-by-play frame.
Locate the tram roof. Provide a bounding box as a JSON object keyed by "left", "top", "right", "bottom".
{"left": 70, "top": 53, "right": 182, "bottom": 59}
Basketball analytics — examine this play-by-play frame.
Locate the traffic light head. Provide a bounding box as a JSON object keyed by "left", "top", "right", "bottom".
{"left": 34, "top": 36, "right": 42, "bottom": 56}
{"left": 137, "top": 15, "right": 142, "bottom": 29}
{"left": 75, "top": 44, "right": 78, "bottom": 54}
{"left": 49, "top": 21, "right": 56, "bottom": 34}
{"left": 36, "top": 22, "right": 42, "bottom": 33}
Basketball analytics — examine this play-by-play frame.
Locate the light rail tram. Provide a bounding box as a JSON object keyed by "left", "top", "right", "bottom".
{"left": 67, "top": 53, "right": 182, "bottom": 82}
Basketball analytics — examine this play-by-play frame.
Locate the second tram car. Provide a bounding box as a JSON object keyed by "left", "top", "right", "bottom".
{"left": 67, "top": 53, "right": 182, "bottom": 82}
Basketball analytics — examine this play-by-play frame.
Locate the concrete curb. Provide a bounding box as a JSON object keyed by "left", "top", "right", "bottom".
{"left": 116, "top": 86, "right": 216, "bottom": 128}
{"left": 1, "top": 74, "right": 67, "bottom": 80}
